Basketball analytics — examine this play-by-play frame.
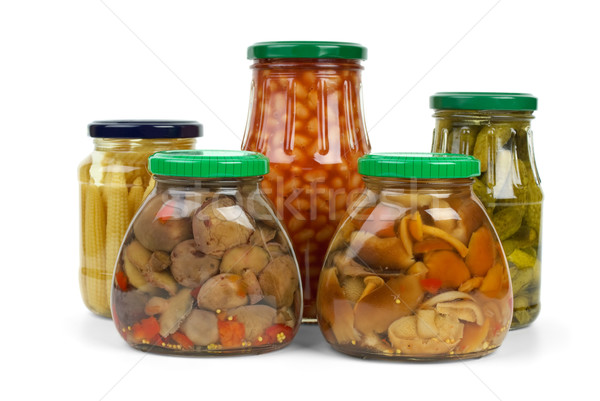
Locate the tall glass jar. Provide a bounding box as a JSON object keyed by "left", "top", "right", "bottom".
{"left": 111, "top": 150, "right": 302, "bottom": 355}
{"left": 241, "top": 42, "right": 371, "bottom": 322}
{"left": 430, "top": 93, "right": 542, "bottom": 329}
{"left": 316, "top": 153, "right": 512, "bottom": 360}
{"left": 79, "top": 121, "right": 201, "bottom": 317}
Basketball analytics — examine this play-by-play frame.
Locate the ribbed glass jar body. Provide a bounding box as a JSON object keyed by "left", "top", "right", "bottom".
{"left": 432, "top": 110, "right": 542, "bottom": 329}
{"left": 242, "top": 58, "right": 371, "bottom": 321}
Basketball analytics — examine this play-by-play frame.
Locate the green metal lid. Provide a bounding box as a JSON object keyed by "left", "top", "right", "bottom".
{"left": 248, "top": 41, "right": 367, "bottom": 60}
{"left": 149, "top": 150, "right": 269, "bottom": 178}
{"left": 358, "top": 153, "right": 480, "bottom": 179}
{"left": 430, "top": 92, "right": 537, "bottom": 111}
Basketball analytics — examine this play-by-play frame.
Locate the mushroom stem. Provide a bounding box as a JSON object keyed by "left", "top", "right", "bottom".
{"left": 422, "top": 225, "right": 469, "bottom": 257}
{"left": 355, "top": 276, "right": 385, "bottom": 305}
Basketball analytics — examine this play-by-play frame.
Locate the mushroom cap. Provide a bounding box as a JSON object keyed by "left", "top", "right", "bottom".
{"left": 258, "top": 256, "right": 299, "bottom": 308}
{"left": 249, "top": 223, "right": 277, "bottom": 247}
{"left": 349, "top": 231, "right": 414, "bottom": 271}
{"left": 228, "top": 305, "right": 277, "bottom": 341}
{"left": 353, "top": 274, "right": 424, "bottom": 334}
{"left": 196, "top": 273, "right": 248, "bottom": 311}
{"left": 192, "top": 197, "right": 255, "bottom": 257}
{"left": 180, "top": 309, "right": 219, "bottom": 346}
{"left": 220, "top": 245, "right": 270, "bottom": 275}
{"left": 133, "top": 195, "right": 194, "bottom": 252}
{"left": 170, "top": 239, "right": 220, "bottom": 287}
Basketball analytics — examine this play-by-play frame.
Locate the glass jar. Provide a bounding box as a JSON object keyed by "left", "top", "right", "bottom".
{"left": 316, "top": 153, "right": 512, "bottom": 360}
{"left": 430, "top": 93, "right": 542, "bottom": 329}
{"left": 79, "top": 121, "right": 201, "bottom": 317}
{"left": 241, "top": 41, "right": 371, "bottom": 322}
{"left": 111, "top": 150, "right": 302, "bottom": 355}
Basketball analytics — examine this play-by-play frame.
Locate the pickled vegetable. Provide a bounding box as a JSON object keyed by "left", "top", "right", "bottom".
{"left": 111, "top": 183, "right": 301, "bottom": 355}
{"left": 79, "top": 138, "right": 196, "bottom": 317}
{"left": 432, "top": 113, "right": 543, "bottom": 328}
{"left": 316, "top": 190, "right": 512, "bottom": 360}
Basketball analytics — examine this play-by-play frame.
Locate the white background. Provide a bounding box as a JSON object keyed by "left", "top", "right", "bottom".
{"left": 1, "top": 1, "right": 597, "bottom": 400}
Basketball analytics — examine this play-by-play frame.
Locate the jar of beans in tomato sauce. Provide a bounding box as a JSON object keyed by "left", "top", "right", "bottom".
{"left": 242, "top": 42, "right": 371, "bottom": 322}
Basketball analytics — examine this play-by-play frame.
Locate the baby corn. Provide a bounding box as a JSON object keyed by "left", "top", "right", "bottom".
{"left": 84, "top": 182, "right": 109, "bottom": 316}
{"left": 105, "top": 170, "right": 129, "bottom": 303}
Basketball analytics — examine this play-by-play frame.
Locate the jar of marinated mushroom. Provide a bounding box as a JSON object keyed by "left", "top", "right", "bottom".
{"left": 430, "top": 93, "right": 542, "bottom": 329}
{"left": 241, "top": 41, "right": 371, "bottom": 322}
{"left": 79, "top": 121, "right": 201, "bottom": 318}
{"left": 316, "top": 153, "right": 512, "bottom": 360}
{"left": 111, "top": 150, "right": 302, "bottom": 355}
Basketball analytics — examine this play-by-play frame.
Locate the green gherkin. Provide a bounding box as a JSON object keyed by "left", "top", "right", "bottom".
{"left": 492, "top": 206, "right": 525, "bottom": 240}
{"left": 472, "top": 125, "right": 513, "bottom": 172}
{"left": 508, "top": 249, "right": 537, "bottom": 269}
{"left": 472, "top": 177, "right": 495, "bottom": 214}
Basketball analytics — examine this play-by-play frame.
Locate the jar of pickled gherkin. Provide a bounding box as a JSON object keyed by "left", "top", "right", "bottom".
{"left": 316, "top": 153, "right": 512, "bottom": 360}
{"left": 430, "top": 93, "right": 542, "bottom": 329}
{"left": 111, "top": 150, "right": 302, "bottom": 355}
{"left": 79, "top": 121, "right": 201, "bottom": 317}
{"left": 241, "top": 41, "right": 371, "bottom": 322}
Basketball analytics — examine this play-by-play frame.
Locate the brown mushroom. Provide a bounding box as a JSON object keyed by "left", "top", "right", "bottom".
{"left": 333, "top": 252, "right": 372, "bottom": 277}
{"left": 196, "top": 273, "right": 248, "bottom": 311}
{"left": 355, "top": 276, "right": 384, "bottom": 304}
{"left": 354, "top": 274, "right": 424, "bottom": 334}
{"left": 124, "top": 240, "right": 152, "bottom": 272}
{"left": 275, "top": 307, "right": 296, "bottom": 328}
{"left": 113, "top": 290, "right": 149, "bottom": 327}
{"left": 317, "top": 267, "right": 360, "bottom": 344}
{"left": 219, "top": 245, "right": 270, "bottom": 275}
{"left": 265, "top": 242, "right": 288, "bottom": 259}
{"left": 228, "top": 305, "right": 277, "bottom": 341}
{"left": 258, "top": 256, "right": 299, "bottom": 308}
{"left": 387, "top": 312, "right": 464, "bottom": 355}
{"left": 341, "top": 276, "right": 365, "bottom": 303}
{"left": 241, "top": 269, "right": 264, "bottom": 304}
{"left": 158, "top": 288, "right": 193, "bottom": 337}
{"left": 180, "top": 309, "right": 219, "bottom": 346}
{"left": 170, "top": 239, "right": 220, "bottom": 287}
{"left": 425, "top": 198, "right": 458, "bottom": 233}
{"left": 147, "top": 251, "right": 171, "bottom": 272}
{"left": 144, "top": 296, "right": 170, "bottom": 316}
{"left": 192, "top": 197, "right": 255, "bottom": 257}
{"left": 348, "top": 231, "right": 414, "bottom": 271}
{"left": 249, "top": 223, "right": 277, "bottom": 247}
{"left": 144, "top": 270, "right": 179, "bottom": 296}
{"left": 122, "top": 257, "right": 150, "bottom": 290}
{"left": 133, "top": 195, "right": 194, "bottom": 252}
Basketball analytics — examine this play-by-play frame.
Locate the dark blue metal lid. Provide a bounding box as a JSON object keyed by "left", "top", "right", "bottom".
{"left": 88, "top": 120, "right": 203, "bottom": 139}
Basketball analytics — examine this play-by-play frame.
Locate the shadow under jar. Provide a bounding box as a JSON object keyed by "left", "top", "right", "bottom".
{"left": 430, "top": 93, "right": 542, "bottom": 329}
{"left": 79, "top": 121, "right": 200, "bottom": 318}
{"left": 241, "top": 42, "right": 371, "bottom": 322}
{"left": 316, "top": 153, "right": 512, "bottom": 361}
{"left": 111, "top": 150, "right": 302, "bottom": 355}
